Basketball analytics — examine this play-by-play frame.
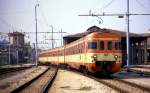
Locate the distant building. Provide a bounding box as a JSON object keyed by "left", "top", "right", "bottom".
{"left": 0, "top": 35, "right": 9, "bottom": 65}
{"left": 0, "top": 50, "right": 8, "bottom": 65}
{"left": 146, "top": 37, "right": 150, "bottom": 63}
{"left": 8, "top": 32, "right": 31, "bottom": 64}
{"left": 9, "top": 32, "right": 25, "bottom": 46}
{"left": 0, "top": 32, "right": 33, "bottom": 65}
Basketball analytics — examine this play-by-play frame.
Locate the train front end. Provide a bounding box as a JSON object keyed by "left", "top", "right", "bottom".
{"left": 86, "top": 31, "right": 122, "bottom": 74}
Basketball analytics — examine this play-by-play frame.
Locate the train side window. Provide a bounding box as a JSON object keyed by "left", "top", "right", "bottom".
{"left": 88, "top": 41, "right": 97, "bottom": 49}
{"left": 100, "top": 41, "right": 104, "bottom": 50}
{"left": 108, "top": 41, "right": 112, "bottom": 50}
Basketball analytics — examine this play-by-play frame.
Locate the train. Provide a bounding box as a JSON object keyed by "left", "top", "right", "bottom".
{"left": 38, "top": 29, "right": 122, "bottom": 74}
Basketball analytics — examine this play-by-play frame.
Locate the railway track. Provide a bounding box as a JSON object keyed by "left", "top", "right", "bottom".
{"left": 87, "top": 73, "right": 150, "bottom": 93}
{"left": 132, "top": 65, "right": 150, "bottom": 69}
{"left": 0, "top": 66, "right": 33, "bottom": 75}
{"left": 124, "top": 66, "right": 150, "bottom": 76}
{"left": 11, "top": 67, "right": 58, "bottom": 93}
{"left": 64, "top": 68, "right": 150, "bottom": 93}
{"left": 94, "top": 77, "right": 150, "bottom": 93}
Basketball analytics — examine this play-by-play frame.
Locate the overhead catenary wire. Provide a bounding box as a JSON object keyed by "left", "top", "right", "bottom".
{"left": 36, "top": 0, "right": 39, "bottom": 3}
{"left": 91, "top": 0, "right": 116, "bottom": 24}
{"left": 34, "top": 0, "right": 66, "bottom": 49}
{"left": 0, "top": 9, "right": 33, "bottom": 31}
{"left": 35, "top": 0, "right": 50, "bottom": 28}
{"left": 38, "top": 6, "right": 50, "bottom": 27}
{"left": 0, "top": 10, "right": 31, "bottom": 15}
{"left": 102, "top": 0, "right": 117, "bottom": 11}
{"left": 135, "top": 0, "right": 150, "bottom": 13}
{"left": 0, "top": 17, "right": 16, "bottom": 31}
{"left": 79, "top": 0, "right": 150, "bottom": 72}
{"left": 93, "top": 0, "right": 117, "bottom": 14}
{"left": 37, "top": 3, "right": 62, "bottom": 48}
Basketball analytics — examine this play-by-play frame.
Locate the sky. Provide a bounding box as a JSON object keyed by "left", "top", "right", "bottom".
{"left": 0, "top": 0, "right": 150, "bottom": 49}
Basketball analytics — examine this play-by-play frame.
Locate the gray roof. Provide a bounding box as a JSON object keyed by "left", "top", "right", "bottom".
{"left": 63, "top": 26, "right": 150, "bottom": 38}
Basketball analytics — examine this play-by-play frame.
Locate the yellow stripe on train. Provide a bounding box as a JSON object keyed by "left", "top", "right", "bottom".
{"left": 39, "top": 53, "right": 121, "bottom": 64}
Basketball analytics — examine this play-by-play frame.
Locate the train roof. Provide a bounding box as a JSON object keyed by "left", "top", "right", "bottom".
{"left": 63, "top": 26, "right": 150, "bottom": 45}
{"left": 64, "top": 26, "right": 150, "bottom": 38}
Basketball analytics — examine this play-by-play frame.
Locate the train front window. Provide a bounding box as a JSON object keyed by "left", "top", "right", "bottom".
{"left": 115, "top": 42, "right": 121, "bottom": 50}
{"left": 88, "top": 41, "right": 97, "bottom": 49}
{"left": 108, "top": 41, "right": 112, "bottom": 50}
{"left": 99, "top": 41, "right": 104, "bottom": 50}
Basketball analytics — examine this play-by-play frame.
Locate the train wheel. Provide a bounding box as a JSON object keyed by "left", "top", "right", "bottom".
{"left": 82, "top": 67, "right": 88, "bottom": 75}
{"left": 66, "top": 65, "right": 70, "bottom": 70}
{"left": 83, "top": 69, "right": 87, "bottom": 75}
{"left": 79, "top": 66, "right": 82, "bottom": 72}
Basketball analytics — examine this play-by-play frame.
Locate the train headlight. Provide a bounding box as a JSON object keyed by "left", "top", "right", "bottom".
{"left": 91, "top": 55, "right": 97, "bottom": 62}
{"left": 114, "top": 55, "right": 118, "bottom": 60}
{"left": 93, "top": 55, "right": 97, "bottom": 58}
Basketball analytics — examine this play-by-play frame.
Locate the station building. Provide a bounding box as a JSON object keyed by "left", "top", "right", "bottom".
{"left": 0, "top": 34, "right": 9, "bottom": 65}
{"left": 0, "top": 32, "right": 32, "bottom": 65}
{"left": 8, "top": 32, "right": 32, "bottom": 64}
{"left": 63, "top": 26, "right": 150, "bottom": 65}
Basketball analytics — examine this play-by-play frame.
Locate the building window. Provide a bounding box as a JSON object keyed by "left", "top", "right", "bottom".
{"left": 14, "top": 37, "right": 17, "bottom": 40}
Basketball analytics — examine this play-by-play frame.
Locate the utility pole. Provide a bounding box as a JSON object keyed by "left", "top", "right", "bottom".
{"left": 22, "top": 30, "right": 66, "bottom": 49}
{"left": 60, "top": 29, "right": 63, "bottom": 46}
{"left": 16, "top": 36, "right": 19, "bottom": 65}
{"left": 51, "top": 25, "right": 54, "bottom": 48}
{"left": 33, "top": 43, "right": 36, "bottom": 64}
{"left": 35, "top": 3, "right": 39, "bottom": 66}
{"left": 126, "top": 0, "right": 130, "bottom": 71}
{"left": 8, "top": 42, "right": 10, "bottom": 65}
{"left": 78, "top": 0, "right": 150, "bottom": 69}
{"left": 8, "top": 36, "right": 11, "bottom": 65}
{"left": 23, "top": 31, "right": 66, "bottom": 34}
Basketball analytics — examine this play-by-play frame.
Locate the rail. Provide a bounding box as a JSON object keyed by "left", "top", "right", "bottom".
{"left": 11, "top": 66, "right": 58, "bottom": 93}
{"left": 64, "top": 68, "right": 150, "bottom": 93}
{"left": 0, "top": 66, "right": 33, "bottom": 75}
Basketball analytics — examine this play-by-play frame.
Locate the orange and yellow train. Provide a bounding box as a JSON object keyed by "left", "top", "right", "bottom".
{"left": 38, "top": 30, "right": 122, "bottom": 74}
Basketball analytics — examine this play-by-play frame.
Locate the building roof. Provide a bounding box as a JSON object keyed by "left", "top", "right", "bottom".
{"left": 63, "top": 26, "right": 150, "bottom": 45}
{"left": 8, "top": 32, "right": 24, "bottom": 36}
{"left": 64, "top": 26, "right": 150, "bottom": 38}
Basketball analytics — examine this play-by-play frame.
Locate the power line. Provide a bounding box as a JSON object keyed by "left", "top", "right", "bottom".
{"left": 93, "top": 0, "right": 116, "bottom": 14}
{"left": 23, "top": 31, "right": 66, "bottom": 34}
{"left": 79, "top": 13, "right": 150, "bottom": 17}
{"left": 36, "top": 0, "right": 39, "bottom": 2}
{"left": 0, "top": 17, "right": 15, "bottom": 30}
{"left": 79, "top": 0, "right": 150, "bottom": 71}
{"left": 102, "top": 0, "right": 116, "bottom": 10}
{"left": 135, "top": 0, "right": 150, "bottom": 13}
{"left": 35, "top": 1, "right": 50, "bottom": 28}
{"left": 39, "top": 6, "right": 49, "bottom": 27}
{"left": 0, "top": 10, "right": 31, "bottom": 15}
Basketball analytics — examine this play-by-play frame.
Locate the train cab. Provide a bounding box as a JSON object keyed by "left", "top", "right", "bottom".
{"left": 85, "top": 31, "right": 122, "bottom": 74}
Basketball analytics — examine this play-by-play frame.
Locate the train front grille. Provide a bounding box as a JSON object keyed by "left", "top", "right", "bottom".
{"left": 95, "top": 61, "right": 114, "bottom": 70}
